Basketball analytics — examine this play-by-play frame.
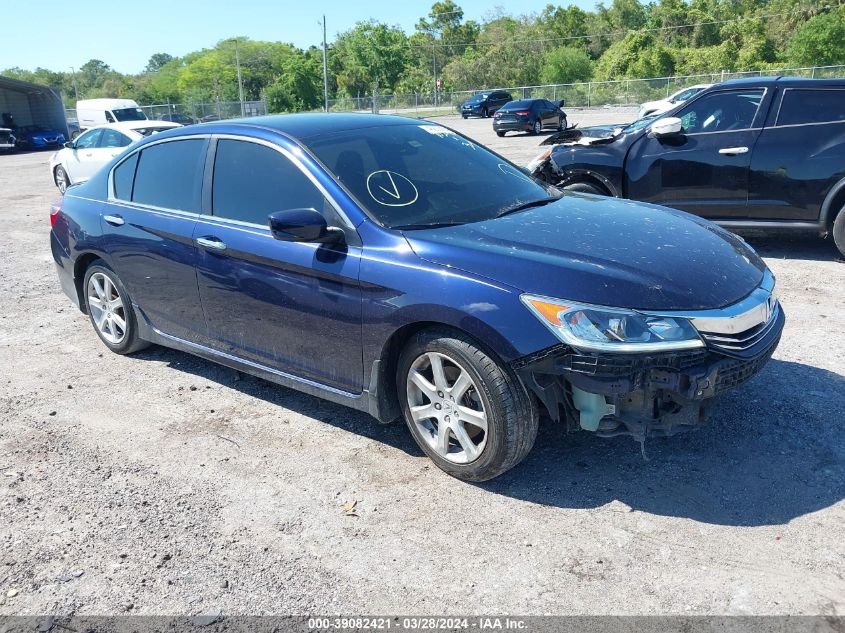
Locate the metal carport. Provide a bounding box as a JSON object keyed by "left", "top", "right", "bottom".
{"left": 0, "top": 75, "right": 68, "bottom": 138}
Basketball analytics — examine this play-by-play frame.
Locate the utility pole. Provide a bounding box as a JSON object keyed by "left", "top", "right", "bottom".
{"left": 432, "top": 49, "right": 437, "bottom": 109}
{"left": 234, "top": 39, "right": 245, "bottom": 116}
{"left": 69, "top": 67, "right": 80, "bottom": 101}
{"left": 321, "top": 15, "right": 329, "bottom": 112}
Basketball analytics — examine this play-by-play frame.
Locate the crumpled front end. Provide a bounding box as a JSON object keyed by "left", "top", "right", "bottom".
{"left": 512, "top": 287, "right": 785, "bottom": 442}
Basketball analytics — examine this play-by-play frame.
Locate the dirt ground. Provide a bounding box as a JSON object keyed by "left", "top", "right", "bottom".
{"left": 0, "top": 110, "right": 843, "bottom": 617}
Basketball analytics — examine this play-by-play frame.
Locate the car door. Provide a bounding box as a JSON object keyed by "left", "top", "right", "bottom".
{"left": 541, "top": 100, "right": 557, "bottom": 127}
{"left": 63, "top": 128, "right": 102, "bottom": 183}
{"left": 625, "top": 88, "right": 767, "bottom": 218}
{"left": 192, "top": 136, "right": 364, "bottom": 393}
{"left": 748, "top": 86, "right": 845, "bottom": 220}
{"left": 100, "top": 137, "right": 209, "bottom": 344}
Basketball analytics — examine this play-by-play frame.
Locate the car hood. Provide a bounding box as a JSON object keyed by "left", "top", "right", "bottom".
{"left": 403, "top": 195, "right": 766, "bottom": 311}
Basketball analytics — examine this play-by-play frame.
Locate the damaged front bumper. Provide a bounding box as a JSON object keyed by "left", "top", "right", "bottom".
{"left": 513, "top": 306, "right": 784, "bottom": 441}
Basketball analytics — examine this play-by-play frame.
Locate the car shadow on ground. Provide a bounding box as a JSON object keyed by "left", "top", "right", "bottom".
{"left": 136, "top": 346, "right": 844, "bottom": 527}
{"left": 738, "top": 231, "right": 843, "bottom": 262}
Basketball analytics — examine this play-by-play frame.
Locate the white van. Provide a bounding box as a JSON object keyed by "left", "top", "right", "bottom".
{"left": 74, "top": 99, "right": 147, "bottom": 135}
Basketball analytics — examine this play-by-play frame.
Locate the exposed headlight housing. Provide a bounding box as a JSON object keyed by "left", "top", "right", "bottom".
{"left": 521, "top": 295, "right": 704, "bottom": 353}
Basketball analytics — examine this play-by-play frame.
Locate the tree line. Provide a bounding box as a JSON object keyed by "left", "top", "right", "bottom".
{"left": 3, "top": 0, "right": 844, "bottom": 112}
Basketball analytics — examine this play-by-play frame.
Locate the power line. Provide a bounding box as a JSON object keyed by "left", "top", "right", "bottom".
{"left": 404, "top": 10, "right": 800, "bottom": 49}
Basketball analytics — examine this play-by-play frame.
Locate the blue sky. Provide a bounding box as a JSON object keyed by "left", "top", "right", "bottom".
{"left": 1, "top": 0, "right": 597, "bottom": 74}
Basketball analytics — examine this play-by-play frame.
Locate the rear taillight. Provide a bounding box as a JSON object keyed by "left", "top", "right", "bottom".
{"left": 50, "top": 199, "right": 62, "bottom": 228}
{"left": 514, "top": 110, "right": 529, "bottom": 116}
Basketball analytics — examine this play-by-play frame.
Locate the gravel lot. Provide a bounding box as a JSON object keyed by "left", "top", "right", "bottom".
{"left": 0, "top": 110, "right": 843, "bottom": 617}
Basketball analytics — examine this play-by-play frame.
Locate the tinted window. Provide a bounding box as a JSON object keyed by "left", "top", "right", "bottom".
{"left": 677, "top": 89, "right": 764, "bottom": 133}
{"left": 307, "top": 123, "right": 551, "bottom": 229}
{"left": 99, "top": 129, "right": 132, "bottom": 148}
{"left": 132, "top": 139, "right": 205, "bottom": 211}
{"left": 501, "top": 100, "right": 532, "bottom": 110}
{"left": 112, "top": 107, "right": 147, "bottom": 122}
{"left": 75, "top": 129, "right": 101, "bottom": 149}
{"left": 212, "top": 140, "right": 325, "bottom": 225}
{"left": 113, "top": 153, "right": 138, "bottom": 201}
{"left": 777, "top": 89, "right": 845, "bottom": 126}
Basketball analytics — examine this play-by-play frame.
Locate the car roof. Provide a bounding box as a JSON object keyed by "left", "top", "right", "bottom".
{"left": 95, "top": 121, "right": 182, "bottom": 133}
{"left": 718, "top": 76, "right": 845, "bottom": 88}
{"left": 189, "top": 113, "right": 431, "bottom": 142}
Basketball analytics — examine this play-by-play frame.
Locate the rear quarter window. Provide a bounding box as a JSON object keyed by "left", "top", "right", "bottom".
{"left": 777, "top": 88, "right": 845, "bottom": 126}
{"left": 112, "top": 153, "right": 139, "bottom": 201}
{"left": 131, "top": 139, "right": 205, "bottom": 212}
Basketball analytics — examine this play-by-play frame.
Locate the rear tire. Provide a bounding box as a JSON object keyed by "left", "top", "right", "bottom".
{"left": 83, "top": 261, "right": 149, "bottom": 355}
{"left": 833, "top": 206, "right": 845, "bottom": 259}
{"left": 496, "top": 131, "right": 505, "bottom": 137}
{"left": 482, "top": 107, "right": 489, "bottom": 118}
{"left": 397, "top": 328, "right": 538, "bottom": 482}
{"left": 563, "top": 181, "right": 605, "bottom": 195}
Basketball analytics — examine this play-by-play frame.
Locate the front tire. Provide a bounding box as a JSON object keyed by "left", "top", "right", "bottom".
{"left": 833, "top": 206, "right": 845, "bottom": 259}
{"left": 482, "top": 107, "right": 489, "bottom": 118}
{"left": 54, "top": 166, "right": 69, "bottom": 194}
{"left": 563, "top": 181, "right": 605, "bottom": 195}
{"left": 83, "top": 262, "right": 149, "bottom": 355}
{"left": 496, "top": 131, "right": 505, "bottom": 137}
{"left": 397, "top": 328, "right": 538, "bottom": 482}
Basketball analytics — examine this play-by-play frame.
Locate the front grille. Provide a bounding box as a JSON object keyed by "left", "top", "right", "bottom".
{"left": 698, "top": 303, "right": 780, "bottom": 354}
{"left": 715, "top": 335, "right": 779, "bottom": 392}
{"left": 562, "top": 348, "right": 710, "bottom": 377}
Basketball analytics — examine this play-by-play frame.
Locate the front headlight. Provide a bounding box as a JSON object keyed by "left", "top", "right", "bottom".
{"left": 521, "top": 294, "right": 704, "bottom": 353}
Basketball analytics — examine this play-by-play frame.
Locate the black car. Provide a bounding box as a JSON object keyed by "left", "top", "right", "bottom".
{"left": 493, "top": 99, "right": 567, "bottom": 137}
{"left": 459, "top": 91, "right": 512, "bottom": 118}
{"left": 160, "top": 113, "right": 196, "bottom": 125}
{"left": 529, "top": 77, "right": 845, "bottom": 257}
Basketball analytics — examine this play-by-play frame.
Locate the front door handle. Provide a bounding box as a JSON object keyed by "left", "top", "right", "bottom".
{"left": 103, "top": 214, "right": 124, "bottom": 226}
{"left": 718, "top": 146, "right": 749, "bottom": 155}
{"left": 196, "top": 236, "right": 227, "bottom": 251}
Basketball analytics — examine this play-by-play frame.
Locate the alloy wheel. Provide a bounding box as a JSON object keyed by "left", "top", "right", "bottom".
{"left": 533, "top": 120, "right": 542, "bottom": 135}
{"left": 87, "top": 272, "right": 127, "bottom": 345}
{"left": 55, "top": 167, "right": 67, "bottom": 194}
{"left": 406, "top": 352, "right": 488, "bottom": 464}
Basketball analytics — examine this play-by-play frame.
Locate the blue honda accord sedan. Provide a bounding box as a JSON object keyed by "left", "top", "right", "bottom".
{"left": 50, "top": 113, "right": 784, "bottom": 481}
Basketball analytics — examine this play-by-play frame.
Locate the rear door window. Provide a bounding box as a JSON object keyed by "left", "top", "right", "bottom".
{"left": 112, "top": 153, "right": 139, "bottom": 201}
{"left": 211, "top": 139, "right": 326, "bottom": 226}
{"left": 132, "top": 139, "right": 205, "bottom": 212}
{"left": 777, "top": 88, "right": 845, "bottom": 126}
{"left": 99, "top": 129, "right": 132, "bottom": 148}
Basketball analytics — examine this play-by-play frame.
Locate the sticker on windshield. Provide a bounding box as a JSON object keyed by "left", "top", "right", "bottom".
{"left": 419, "top": 125, "right": 457, "bottom": 136}
{"left": 366, "top": 170, "right": 419, "bottom": 207}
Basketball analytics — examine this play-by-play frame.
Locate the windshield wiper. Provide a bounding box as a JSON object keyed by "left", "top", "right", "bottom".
{"left": 495, "top": 196, "right": 559, "bottom": 219}
{"left": 392, "top": 221, "right": 466, "bottom": 231}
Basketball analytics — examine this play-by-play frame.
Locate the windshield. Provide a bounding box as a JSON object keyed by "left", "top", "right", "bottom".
{"left": 467, "top": 94, "right": 489, "bottom": 103}
{"left": 619, "top": 114, "right": 660, "bottom": 134}
{"left": 112, "top": 107, "right": 147, "bottom": 122}
{"left": 135, "top": 126, "right": 175, "bottom": 137}
{"left": 307, "top": 123, "right": 552, "bottom": 229}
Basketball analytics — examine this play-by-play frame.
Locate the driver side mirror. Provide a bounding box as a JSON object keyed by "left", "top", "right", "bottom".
{"left": 558, "top": 99, "right": 565, "bottom": 108}
{"left": 63, "top": 141, "right": 75, "bottom": 149}
{"left": 268, "top": 208, "right": 344, "bottom": 244}
{"left": 650, "top": 116, "right": 683, "bottom": 138}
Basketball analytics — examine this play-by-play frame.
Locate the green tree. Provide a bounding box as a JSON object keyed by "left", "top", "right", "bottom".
{"left": 331, "top": 21, "right": 409, "bottom": 96}
{"left": 144, "top": 53, "right": 175, "bottom": 73}
{"left": 785, "top": 9, "right": 845, "bottom": 67}
{"left": 540, "top": 47, "right": 593, "bottom": 84}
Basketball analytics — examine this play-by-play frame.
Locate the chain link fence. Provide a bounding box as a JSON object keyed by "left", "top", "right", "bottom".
{"left": 64, "top": 64, "right": 845, "bottom": 122}
{"left": 325, "top": 64, "right": 845, "bottom": 116}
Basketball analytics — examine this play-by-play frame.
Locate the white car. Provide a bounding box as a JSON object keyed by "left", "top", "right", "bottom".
{"left": 50, "top": 121, "right": 181, "bottom": 193}
{"left": 637, "top": 84, "right": 712, "bottom": 119}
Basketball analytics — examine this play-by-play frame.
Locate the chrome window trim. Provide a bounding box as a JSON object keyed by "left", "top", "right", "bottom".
{"left": 774, "top": 86, "right": 845, "bottom": 127}
{"left": 209, "top": 133, "right": 356, "bottom": 231}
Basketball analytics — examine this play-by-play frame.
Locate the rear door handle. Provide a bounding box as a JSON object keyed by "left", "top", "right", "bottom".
{"left": 196, "top": 236, "right": 227, "bottom": 251}
{"left": 718, "top": 146, "right": 749, "bottom": 155}
{"left": 103, "top": 214, "right": 124, "bottom": 226}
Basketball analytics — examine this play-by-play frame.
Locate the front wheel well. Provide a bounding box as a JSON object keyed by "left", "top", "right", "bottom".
{"left": 558, "top": 174, "right": 614, "bottom": 196}
{"left": 73, "top": 253, "right": 103, "bottom": 313}
{"left": 371, "top": 322, "right": 508, "bottom": 424}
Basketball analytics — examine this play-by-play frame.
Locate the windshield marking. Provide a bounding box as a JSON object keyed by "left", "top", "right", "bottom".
{"left": 366, "top": 170, "right": 419, "bottom": 207}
